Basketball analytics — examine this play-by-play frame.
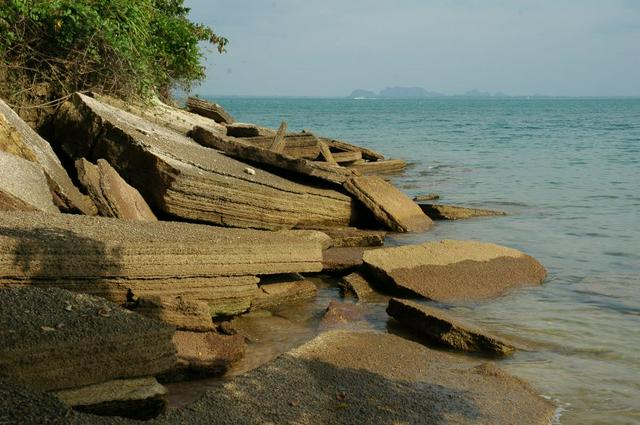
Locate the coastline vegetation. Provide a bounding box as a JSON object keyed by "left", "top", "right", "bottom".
{"left": 0, "top": 0, "right": 226, "bottom": 111}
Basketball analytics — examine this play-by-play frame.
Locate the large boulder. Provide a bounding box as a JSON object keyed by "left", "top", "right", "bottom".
{"left": 0, "top": 97, "right": 95, "bottom": 214}
{"left": 0, "top": 287, "right": 175, "bottom": 418}
{"left": 363, "top": 240, "right": 547, "bottom": 302}
{"left": 0, "top": 151, "right": 58, "bottom": 213}
{"left": 344, "top": 175, "right": 432, "bottom": 232}
{"left": 160, "top": 331, "right": 555, "bottom": 425}
{"left": 76, "top": 158, "right": 157, "bottom": 221}
{"left": 0, "top": 211, "right": 328, "bottom": 316}
{"left": 387, "top": 298, "right": 516, "bottom": 355}
{"left": 53, "top": 93, "right": 353, "bottom": 230}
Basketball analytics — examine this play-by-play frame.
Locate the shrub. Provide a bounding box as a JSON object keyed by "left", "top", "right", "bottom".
{"left": 0, "top": 0, "right": 227, "bottom": 109}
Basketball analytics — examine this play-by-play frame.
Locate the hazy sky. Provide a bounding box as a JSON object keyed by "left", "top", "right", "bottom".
{"left": 185, "top": 0, "right": 640, "bottom": 97}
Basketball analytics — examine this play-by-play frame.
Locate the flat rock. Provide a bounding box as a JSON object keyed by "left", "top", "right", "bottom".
{"left": 76, "top": 158, "right": 157, "bottom": 221}
{"left": 0, "top": 151, "right": 58, "bottom": 213}
{"left": 135, "top": 296, "right": 214, "bottom": 332}
{"left": 252, "top": 274, "right": 318, "bottom": 310}
{"left": 321, "top": 137, "right": 385, "bottom": 161}
{"left": 0, "top": 97, "right": 95, "bottom": 214}
{"left": 242, "top": 132, "right": 321, "bottom": 159}
{"left": 0, "top": 211, "right": 327, "bottom": 315}
{"left": 54, "top": 93, "right": 352, "bottom": 230}
{"left": 190, "top": 126, "right": 358, "bottom": 184}
{"left": 387, "top": 298, "right": 516, "bottom": 355}
{"left": 225, "top": 122, "right": 276, "bottom": 138}
{"left": 339, "top": 272, "right": 376, "bottom": 299}
{"left": 363, "top": 240, "right": 547, "bottom": 302}
{"left": 344, "top": 175, "right": 433, "bottom": 232}
{"left": 322, "top": 246, "right": 371, "bottom": 272}
{"left": 186, "top": 97, "right": 234, "bottom": 124}
{"left": 95, "top": 93, "right": 226, "bottom": 136}
{"left": 55, "top": 377, "right": 167, "bottom": 420}
{"left": 0, "top": 287, "right": 176, "bottom": 392}
{"left": 166, "top": 331, "right": 245, "bottom": 380}
{"left": 160, "top": 330, "right": 555, "bottom": 425}
{"left": 419, "top": 203, "right": 508, "bottom": 220}
{"left": 413, "top": 193, "right": 440, "bottom": 201}
{"left": 317, "top": 226, "right": 386, "bottom": 248}
{"left": 347, "top": 158, "right": 407, "bottom": 175}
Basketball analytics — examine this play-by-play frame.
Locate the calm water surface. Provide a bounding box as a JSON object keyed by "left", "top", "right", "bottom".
{"left": 199, "top": 97, "right": 640, "bottom": 425}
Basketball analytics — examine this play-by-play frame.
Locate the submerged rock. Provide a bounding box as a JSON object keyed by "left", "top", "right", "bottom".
{"left": 0, "top": 97, "right": 95, "bottom": 214}
{"left": 160, "top": 331, "right": 555, "bottom": 425}
{"left": 76, "top": 158, "right": 157, "bottom": 221}
{"left": 419, "top": 203, "right": 507, "bottom": 220}
{"left": 164, "top": 331, "right": 245, "bottom": 380}
{"left": 387, "top": 298, "right": 516, "bottom": 355}
{"left": 339, "top": 272, "right": 376, "bottom": 299}
{"left": 363, "top": 240, "right": 547, "bottom": 302}
{"left": 0, "top": 151, "right": 58, "bottom": 213}
{"left": 319, "top": 300, "right": 364, "bottom": 329}
{"left": 344, "top": 175, "right": 433, "bottom": 232}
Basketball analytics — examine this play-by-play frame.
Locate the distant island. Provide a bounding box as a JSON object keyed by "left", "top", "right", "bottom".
{"left": 349, "top": 87, "right": 512, "bottom": 99}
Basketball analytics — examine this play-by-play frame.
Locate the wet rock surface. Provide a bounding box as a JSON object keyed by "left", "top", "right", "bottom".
{"left": 319, "top": 300, "right": 364, "bottom": 329}
{"left": 76, "top": 158, "right": 157, "bottom": 221}
{"left": 0, "top": 97, "right": 95, "bottom": 214}
{"left": 363, "top": 240, "right": 547, "bottom": 301}
{"left": 159, "top": 331, "right": 555, "bottom": 425}
{"left": 0, "top": 151, "right": 58, "bottom": 213}
{"left": 387, "top": 298, "right": 516, "bottom": 355}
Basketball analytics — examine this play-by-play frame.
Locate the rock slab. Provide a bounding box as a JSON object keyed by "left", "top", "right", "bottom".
{"left": 0, "top": 151, "right": 58, "bottom": 213}
{"left": 186, "top": 97, "right": 234, "bottom": 124}
{"left": 363, "top": 240, "right": 547, "bottom": 301}
{"left": 340, "top": 272, "right": 376, "bottom": 299}
{"left": 160, "top": 331, "right": 555, "bottom": 425}
{"left": 344, "top": 175, "right": 433, "bottom": 232}
{"left": 55, "top": 93, "right": 352, "bottom": 230}
{"left": 76, "top": 158, "right": 157, "bottom": 221}
{"left": 0, "top": 97, "right": 95, "bottom": 214}
{"left": 135, "top": 296, "right": 214, "bottom": 332}
{"left": 419, "top": 203, "right": 507, "bottom": 220}
{"left": 387, "top": 298, "right": 516, "bottom": 355}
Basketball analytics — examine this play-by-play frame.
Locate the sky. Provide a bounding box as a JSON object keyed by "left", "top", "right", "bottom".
{"left": 185, "top": 0, "right": 640, "bottom": 97}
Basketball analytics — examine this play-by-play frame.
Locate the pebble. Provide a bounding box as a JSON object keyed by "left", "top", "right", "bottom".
{"left": 244, "top": 167, "right": 256, "bottom": 176}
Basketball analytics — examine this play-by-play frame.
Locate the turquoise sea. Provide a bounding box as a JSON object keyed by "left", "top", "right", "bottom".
{"left": 208, "top": 97, "right": 640, "bottom": 425}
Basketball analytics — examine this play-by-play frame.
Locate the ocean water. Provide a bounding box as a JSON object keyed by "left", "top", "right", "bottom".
{"left": 208, "top": 97, "right": 640, "bottom": 425}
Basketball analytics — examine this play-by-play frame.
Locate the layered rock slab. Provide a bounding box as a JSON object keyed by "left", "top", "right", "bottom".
{"left": 189, "top": 126, "right": 357, "bottom": 184}
{"left": 0, "top": 287, "right": 175, "bottom": 393}
{"left": 387, "top": 298, "right": 516, "bottom": 355}
{"left": 160, "top": 331, "right": 555, "bottom": 425}
{"left": 363, "top": 240, "right": 547, "bottom": 302}
{"left": 0, "top": 151, "right": 58, "bottom": 213}
{"left": 0, "top": 97, "right": 95, "bottom": 214}
{"left": 0, "top": 212, "right": 327, "bottom": 314}
{"left": 54, "top": 93, "right": 353, "bottom": 230}
{"left": 344, "top": 175, "right": 432, "bottom": 232}
{"left": 76, "top": 158, "right": 157, "bottom": 221}
{"left": 135, "top": 296, "right": 214, "bottom": 332}
{"left": 186, "top": 97, "right": 234, "bottom": 124}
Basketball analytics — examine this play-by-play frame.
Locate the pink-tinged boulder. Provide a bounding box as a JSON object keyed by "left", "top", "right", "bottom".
{"left": 363, "top": 240, "right": 547, "bottom": 302}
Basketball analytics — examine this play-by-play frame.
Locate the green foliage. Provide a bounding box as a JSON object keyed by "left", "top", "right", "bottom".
{"left": 0, "top": 0, "right": 227, "bottom": 107}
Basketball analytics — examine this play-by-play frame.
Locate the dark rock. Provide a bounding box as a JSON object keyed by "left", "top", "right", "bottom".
{"left": 387, "top": 298, "right": 516, "bottom": 355}
{"left": 419, "top": 203, "right": 508, "bottom": 220}
{"left": 363, "top": 240, "right": 547, "bottom": 302}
